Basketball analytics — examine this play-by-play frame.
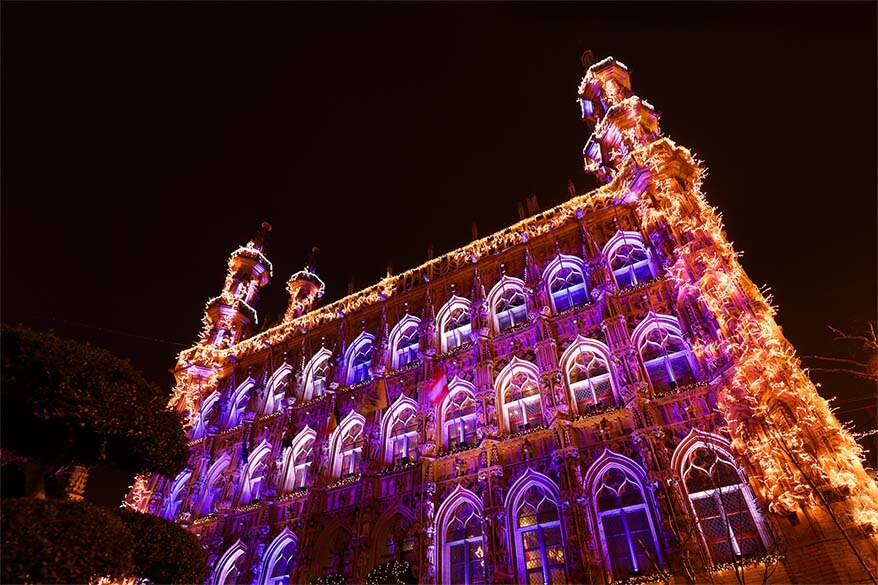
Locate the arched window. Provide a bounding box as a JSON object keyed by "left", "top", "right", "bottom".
{"left": 263, "top": 364, "right": 294, "bottom": 415}
{"left": 162, "top": 469, "right": 191, "bottom": 521}
{"left": 438, "top": 296, "right": 472, "bottom": 352}
{"left": 316, "top": 527, "right": 353, "bottom": 578}
{"left": 260, "top": 529, "right": 297, "bottom": 585}
{"left": 374, "top": 512, "right": 415, "bottom": 567}
{"left": 603, "top": 231, "right": 655, "bottom": 289}
{"left": 633, "top": 314, "right": 697, "bottom": 393}
{"left": 227, "top": 378, "right": 256, "bottom": 428}
{"left": 543, "top": 254, "right": 589, "bottom": 312}
{"left": 441, "top": 381, "right": 479, "bottom": 449}
{"left": 489, "top": 277, "right": 528, "bottom": 334}
{"left": 672, "top": 432, "right": 768, "bottom": 564}
{"left": 302, "top": 348, "right": 332, "bottom": 401}
{"left": 190, "top": 391, "right": 220, "bottom": 440}
{"left": 390, "top": 315, "right": 421, "bottom": 369}
{"left": 436, "top": 486, "right": 486, "bottom": 585}
{"left": 281, "top": 428, "right": 316, "bottom": 492}
{"left": 560, "top": 338, "right": 616, "bottom": 415}
{"left": 345, "top": 333, "right": 374, "bottom": 386}
{"left": 239, "top": 440, "right": 272, "bottom": 506}
{"left": 215, "top": 541, "right": 246, "bottom": 585}
{"left": 506, "top": 470, "right": 568, "bottom": 584}
{"left": 497, "top": 359, "right": 542, "bottom": 433}
{"left": 382, "top": 397, "right": 419, "bottom": 466}
{"left": 199, "top": 454, "right": 231, "bottom": 516}
{"left": 330, "top": 413, "right": 365, "bottom": 478}
{"left": 587, "top": 453, "right": 664, "bottom": 581}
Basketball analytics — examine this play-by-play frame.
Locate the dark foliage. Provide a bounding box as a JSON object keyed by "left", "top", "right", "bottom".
{"left": 117, "top": 508, "right": 207, "bottom": 584}
{"left": 1, "top": 497, "right": 134, "bottom": 584}
{"left": 1, "top": 324, "right": 189, "bottom": 479}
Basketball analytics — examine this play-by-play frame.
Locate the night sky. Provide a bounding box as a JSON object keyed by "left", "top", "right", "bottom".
{"left": 3, "top": 2, "right": 876, "bottom": 503}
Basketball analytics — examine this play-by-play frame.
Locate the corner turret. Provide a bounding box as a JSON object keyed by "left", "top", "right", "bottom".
{"left": 199, "top": 222, "right": 273, "bottom": 348}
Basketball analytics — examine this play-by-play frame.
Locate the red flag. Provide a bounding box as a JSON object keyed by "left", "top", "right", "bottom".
{"left": 425, "top": 365, "right": 449, "bottom": 405}
{"left": 323, "top": 395, "right": 339, "bottom": 438}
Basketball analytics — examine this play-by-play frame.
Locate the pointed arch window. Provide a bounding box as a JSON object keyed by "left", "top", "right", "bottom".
{"left": 442, "top": 385, "right": 479, "bottom": 449}
{"left": 318, "top": 528, "right": 353, "bottom": 578}
{"left": 680, "top": 443, "right": 767, "bottom": 564}
{"left": 491, "top": 279, "right": 528, "bottom": 334}
{"left": 439, "top": 298, "right": 473, "bottom": 352}
{"left": 604, "top": 231, "right": 655, "bottom": 289}
{"left": 447, "top": 501, "right": 486, "bottom": 584}
{"left": 281, "top": 430, "right": 316, "bottom": 492}
{"left": 635, "top": 316, "right": 697, "bottom": 393}
{"left": 263, "top": 365, "right": 293, "bottom": 415}
{"left": 262, "top": 534, "right": 296, "bottom": 585}
{"left": 190, "top": 391, "right": 220, "bottom": 440}
{"left": 162, "top": 469, "right": 191, "bottom": 521}
{"left": 565, "top": 346, "right": 615, "bottom": 414}
{"left": 544, "top": 255, "right": 589, "bottom": 313}
{"left": 302, "top": 349, "right": 331, "bottom": 401}
{"left": 227, "top": 379, "right": 256, "bottom": 428}
{"left": 331, "top": 417, "right": 365, "bottom": 478}
{"left": 515, "top": 485, "right": 567, "bottom": 584}
{"left": 390, "top": 316, "right": 422, "bottom": 370}
{"left": 346, "top": 336, "right": 374, "bottom": 386}
{"left": 199, "top": 455, "right": 230, "bottom": 516}
{"left": 501, "top": 368, "right": 542, "bottom": 432}
{"left": 215, "top": 543, "right": 246, "bottom": 585}
{"left": 385, "top": 403, "right": 419, "bottom": 466}
{"left": 239, "top": 441, "right": 271, "bottom": 505}
{"left": 594, "top": 466, "right": 662, "bottom": 580}
{"left": 375, "top": 514, "right": 415, "bottom": 566}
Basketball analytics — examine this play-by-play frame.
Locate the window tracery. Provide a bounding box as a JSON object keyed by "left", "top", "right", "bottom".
{"left": 543, "top": 255, "right": 589, "bottom": 312}
{"left": 345, "top": 334, "right": 374, "bottom": 386}
{"left": 441, "top": 383, "right": 479, "bottom": 449}
{"left": 633, "top": 314, "right": 697, "bottom": 393}
{"left": 489, "top": 277, "right": 528, "bottom": 334}
{"left": 496, "top": 360, "right": 542, "bottom": 433}
{"left": 561, "top": 338, "right": 616, "bottom": 415}
{"left": 603, "top": 231, "right": 655, "bottom": 289}
{"left": 390, "top": 315, "right": 421, "bottom": 369}
{"left": 438, "top": 296, "right": 473, "bottom": 352}
{"left": 587, "top": 455, "right": 664, "bottom": 581}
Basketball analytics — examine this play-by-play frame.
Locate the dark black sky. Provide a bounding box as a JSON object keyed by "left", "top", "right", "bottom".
{"left": 3, "top": 2, "right": 876, "bottom": 480}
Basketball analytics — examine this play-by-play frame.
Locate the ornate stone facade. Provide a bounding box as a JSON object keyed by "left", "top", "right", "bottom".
{"left": 127, "top": 55, "right": 878, "bottom": 584}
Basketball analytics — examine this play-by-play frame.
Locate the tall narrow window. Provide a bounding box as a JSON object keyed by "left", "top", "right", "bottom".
{"left": 502, "top": 369, "right": 542, "bottom": 432}
{"left": 516, "top": 486, "right": 567, "bottom": 584}
{"left": 393, "top": 323, "right": 420, "bottom": 368}
{"left": 215, "top": 543, "right": 246, "bottom": 585}
{"left": 594, "top": 467, "right": 661, "bottom": 580}
{"left": 604, "top": 231, "right": 655, "bottom": 289}
{"left": 494, "top": 287, "right": 528, "bottom": 333}
{"left": 263, "top": 365, "right": 293, "bottom": 415}
{"left": 387, "top": 406, "right": 419, "bottom": 466}
{"left": 162, "top": 470, "right": 191, "bottom": 521}
{"left": 262, "top": 531, "right": 296, "bottom": 585}
{"left": 227, "top": 379, "right": 255, "bottom": 428}
{"left": 442, "top": 387, "right": 479, "bottom": 449}
{"left": 346, "top": 335, "right": 374, "bottom": 386}
{"left": 303, "top": 349, "right": 332, "bottom": 401}
{"left": 375, "top": 515, "right": 415, "bottom": 567}
{"left": 681, "top": 444, "right": 766, "bottom": 564}
{"left": 565, "top": 347, "right": 614, "bottom": 414}
{"left": 318, "top": 529, "right": 352, "bottom": 578}
{"left": 442, "top": 303, "right": 472, "bottom": 352}
{"left": 544, "top": 256, "right": 589, "bottom": 313}
{"left": 334, "top": 423, "right": 363, "bottom": 478}
{"left": 292, "top": 438, "right": 314, "bottom": 489}
{"left": 636, "top": 316, "right": 696, "bottom": 393}
{"left": 447, "top": 502, "right": 486, "bottom": 585}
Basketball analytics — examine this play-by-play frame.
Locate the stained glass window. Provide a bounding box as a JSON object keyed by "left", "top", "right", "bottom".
{"left": 516, "top": 486, "right": 567, "bottom": 584}
{"left": 447, "top": 502, "right": 486, "bottom": 585}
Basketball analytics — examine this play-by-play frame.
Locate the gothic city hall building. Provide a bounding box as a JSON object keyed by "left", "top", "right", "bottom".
{"left": 125, "top": 56, "right": 878, "bottom": 584}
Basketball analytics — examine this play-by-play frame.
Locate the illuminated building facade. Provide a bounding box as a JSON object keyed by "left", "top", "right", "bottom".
{"left": 126, "top": 55, "right": 878, "bottom": 584}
